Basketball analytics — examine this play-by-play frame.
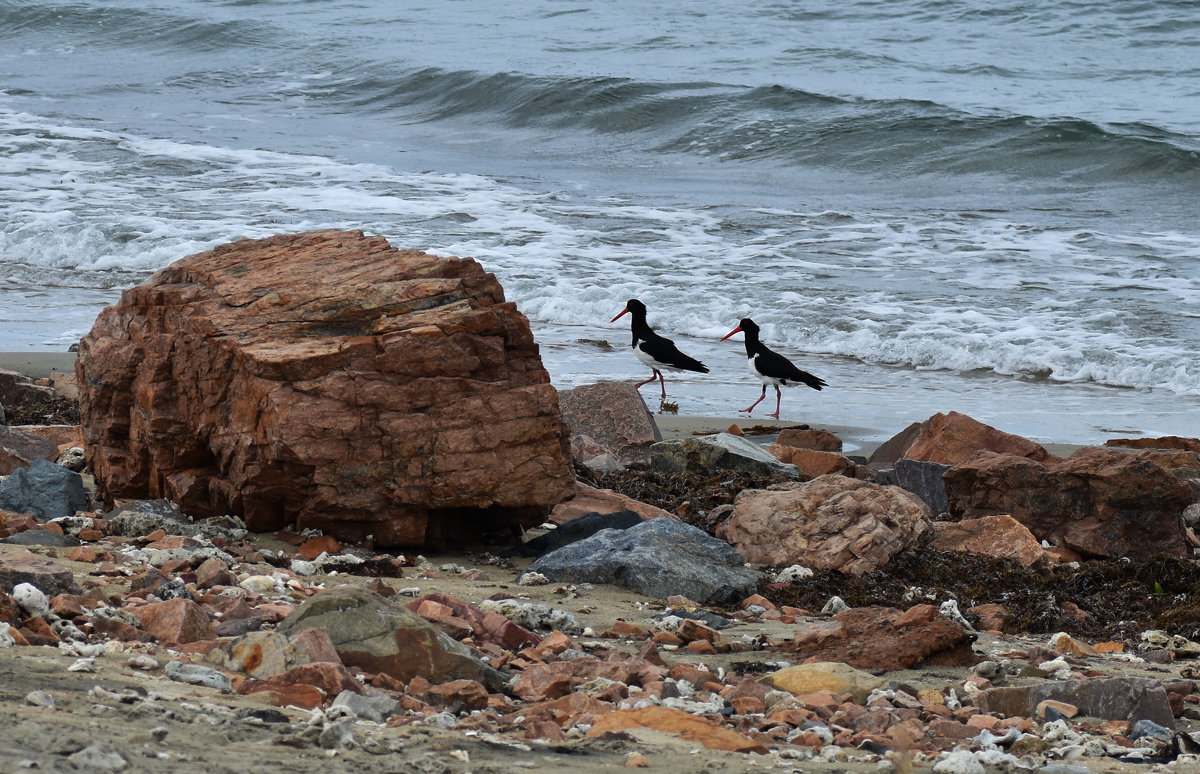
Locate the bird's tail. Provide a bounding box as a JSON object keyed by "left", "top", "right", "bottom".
{"left": 800, "top": 371, "right": 826, "bottom": 391}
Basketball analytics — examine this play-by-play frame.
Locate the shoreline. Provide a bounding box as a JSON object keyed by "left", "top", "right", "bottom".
{"left": 0, "top": 351, "right": 1087, "bottom": 456}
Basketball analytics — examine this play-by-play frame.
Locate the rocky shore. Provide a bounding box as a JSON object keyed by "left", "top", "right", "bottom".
{"left": 4, "top": 232, "right": 1200, "bottom": 774}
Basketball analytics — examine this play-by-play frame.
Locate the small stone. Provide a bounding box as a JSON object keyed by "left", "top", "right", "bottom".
{"left": 67, "top": 657, "right": 97, "bottom": 672}
{"left": 67, "top": 746, "right": 128, "bottom": 772}
{"left": 932, "top": 750, "right": 985, "bottom": 774}
{"left": 164, "top": 660, "right": 233, "bottom": 693}
{"left": 24, "top": 690, "right": 54, "bottom": 708}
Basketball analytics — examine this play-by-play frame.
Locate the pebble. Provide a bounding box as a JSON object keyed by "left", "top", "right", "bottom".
{"left": 67, "top": 745, "right": 128, "bottom": 772}
{"left": 164, "top": 661, "right": 233, "bottom": 693}
{"left": 24, "top": 690, "right": 55, "bottom": 709}
{"left": 239, "top": 575, "right": 280, "bottom": 594}
{"left": 0, "top": 622, "right": 15, "bottom": 648}
{"left": 127, "top": 654, "right": 160, "bottom": 670}
{"left": 67, "top": 657, "right": 98, "bottom": 672}
{"left": 517, "top": 571, "right": 549, "bottom": 586}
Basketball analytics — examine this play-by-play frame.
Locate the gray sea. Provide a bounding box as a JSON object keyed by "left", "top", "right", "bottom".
{"left": 3, "top": 0, "right": 1199, "bottom": 444}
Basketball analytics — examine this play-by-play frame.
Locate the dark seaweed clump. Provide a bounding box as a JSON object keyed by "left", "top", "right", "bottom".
{"left": 4, "top": 396, "right": 81, "bottom": 426}
{"left": 762, "top": 547, "right": 1200, "bottom": 642}
{"left": 581, "top": 465, "right": 1200, "bottom": 641}
{"left": 576, "top": 465, "right": 796, "bottom": 526}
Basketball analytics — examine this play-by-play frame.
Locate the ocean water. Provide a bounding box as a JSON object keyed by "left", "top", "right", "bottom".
{"left": 2, "top": 0, "right": 1199, "bottom": 444}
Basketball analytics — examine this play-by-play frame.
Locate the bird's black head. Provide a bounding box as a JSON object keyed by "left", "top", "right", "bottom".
{"left": 625, "top": 299, "right": 647, "bottom": 315}
{"left": 738, "top": 318, "right": 759, "bottom": 336}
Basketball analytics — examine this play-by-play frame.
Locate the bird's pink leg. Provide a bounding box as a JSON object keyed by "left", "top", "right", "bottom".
{"left": 657, "top": 371, "right": 667, "bottom": 399}
{"left": 768, "top": 386, "right": 782, "bottom": 419}
{"left": 634, "top": 374, "right": 657, "bottom": 390}
{"left": 741, "top": 386, "right": 767, "bottom": 414}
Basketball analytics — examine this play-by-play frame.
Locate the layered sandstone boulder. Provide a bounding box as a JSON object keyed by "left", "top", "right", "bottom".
{"left": 943, "top": 447, "right": 1194, "bottom": 558}
{"left": 718, "top": 475, "right": 931, "bottom": 573}
{"left": 77, "top": 230, "right": 573, "bottom": 546}
{"left": 898, "top": 411, "right": 1059, "bottom": 465}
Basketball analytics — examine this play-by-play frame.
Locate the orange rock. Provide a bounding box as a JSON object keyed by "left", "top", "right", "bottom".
{"left": 766, "top": 445, "right": 858, "bottom": 477}
{"left": 131, "top": 598, "right": 215, "bottom": 645}
{"left": 928, "top": 515, "right": 1048, "bottom": 567}
{"left": 678, "top": 619, "right": 719, "bottom": 643}
{"left": 587, "top": 706, "right": 768, "bottom": 753}
{"left": 1037, "top": 699, "right": 1079, "bottom": 719}
{"left": 776, "top": 428, "right": 842, "bottom": 451}
{"left": 902, "top": 411, "right": 1058, "bottom": 465}
{"left": 77, "top": 230, "right": 574, "bottom": 546}
{"left": 297, "top": 535, "right": 342, "bottom": 560}
{"left": 610, "top": 620, "right": 649, "bottom": 638}
{"left": 1094, "top": 641, "right": 1126, "bottom": 654}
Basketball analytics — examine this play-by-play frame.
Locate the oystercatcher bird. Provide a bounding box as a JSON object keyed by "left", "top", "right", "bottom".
{"left": 611, "top": 299, "right": 709, "bottom": 398}
{"left": 721, "top": 318, "right": 826, "bottom": 419}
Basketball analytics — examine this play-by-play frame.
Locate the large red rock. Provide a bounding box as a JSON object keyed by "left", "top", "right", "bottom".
{"left": 927, "top": 515, "right": 1051, "bottom": 568}
{"left": 778, "top": 605, "right": 978, "bottom": 671}
{"left": 877, "top": 411, "right": 1058, "bottom": 466}
{"left": 76, "top": 230, "right": 573, "bottom": 546}
{"left": 132, "top": 598, "right": 215, "bottom": 645}
{"left": 557, "top": 381, "right": 661, "bottom": 467}
{"left": 943, "top": 447, "right": 1194, "bottom": 558}
{"left": 717, "top": 475, "right": 930, "bottom": 574}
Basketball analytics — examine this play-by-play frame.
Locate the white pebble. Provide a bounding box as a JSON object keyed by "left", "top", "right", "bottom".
{"left": 67, "top": 657, "right": 98, "bottom": 672}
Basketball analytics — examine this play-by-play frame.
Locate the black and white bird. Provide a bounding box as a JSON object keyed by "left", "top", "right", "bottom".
{"left": 611, "top": 298, "right": 709, "bottom": 398}
{"left": 721, "top": 318, "right": 826, "bottom": 419}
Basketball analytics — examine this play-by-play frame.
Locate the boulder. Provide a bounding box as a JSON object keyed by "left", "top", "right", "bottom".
{"left": 1107, "top": 436, "right": 1200, "bottom": 453}
{"left": 650, "top": 433, "right": 800, "bottom": 478}
{"left": 877, "top": 411, "right": 1057, "bottom": 466}
{"left": 526, "top": 517, "right": 759, "bottom": 606}
{"left": 549, "top": 480, "right": 673, "bottom": 524}
{"left": 0, "top": 459, "right": 87, "bottom": 520}
{"left": 273, "top": 585, "right": 505, "bottom": 691}
{"left": 777, "top": 604, "right": 978, "bottom": 671}
{"left": 943, "top": 447, "right": 1193, "bottom": 558}
{"left": 877, "top": 458, "right": 953, "bottom": 515}
{"left": 866, "top": 421, "right": 923, "bottom": 467}
{"left": 718, "top": 475, "right": 930, "bottom": 574}
{"left": 218, "top": 628, "right": 342, "bottom": 679}
{"left": 504, "top": 509, "right": 644, "bottom": 558}
{"left": 927, "top": 515, "right": 1049, "bottom": 568}
{"left": 0, "top": 428, "right": 61, "bottom": 476}
{"left": 775, "top": 427, "right": 843, "bottom": 452}
{"left": 975, "top": 677, "right": 1174, "bottom": 728}
{"left": 76, "top": 230, "right": 573, "bottom": 547}
{"left": 0, "top": 369, "right": 55, "bottom": 410}
{"left": 766, "top": 445, "right": 862, "bottom": 478}
{"left": 557, "top": 381, "right": 661, "bottom": 467}
{"left": 131, "top": 598, "right": 215, "bottom": 645}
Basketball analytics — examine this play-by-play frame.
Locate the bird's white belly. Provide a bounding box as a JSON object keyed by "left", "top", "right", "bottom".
{"left": 636, "top": 343, "right": 684, "bottom": 371}
{"left": 750, "top": 355, "right": 783, "bottom": 387}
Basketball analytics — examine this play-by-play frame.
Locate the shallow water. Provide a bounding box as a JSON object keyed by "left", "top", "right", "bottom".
{"left": 3, "top": 0, "right": 1199, "bottom": 444}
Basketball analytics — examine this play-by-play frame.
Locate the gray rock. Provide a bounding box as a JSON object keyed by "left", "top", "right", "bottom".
{"left": 275, "top": 586, "right": 505, "bottom": 691}
{"left": 164, "top": 660, "right": 233, "bottom": 693}
{"left": 975, "top": 677, "right": 1175, "bottom": 729}
{"left": 2, "top": 529, "right": 79, "bottom": 547}
{"left": 526, "top": 517, "right": 759, "bottom": 605}
{"left": 318, "top": 718, "right": 356, "bottom": 749}
{"left": 503, "top": 509, "right": 642, "bottom": 558}
{"left": 331, "top": 690, "right": 401, "bottom": 722}
{"left": 106, "top": 499, "right": 193, "bottom": 537}
{"left": 651, "top": 433, "right": 801, "bottom": 478}
{"left": 0, "top": 458, "right": 87, "bottom": 519}
{"left": 1130, "top": 718, "right": 1174, "bottom": 742}
{"left": 67, "top": 746, "right": 128, "bottom": 772}
{"left": 884, "top": 458, "right": 953, "bottom": 515}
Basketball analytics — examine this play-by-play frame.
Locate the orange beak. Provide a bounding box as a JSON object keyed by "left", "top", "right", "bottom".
{"left": 610, "top": 307, "right": 629, "bottom": 323}
{"left": 720, "top": 325, "right": 743, "bottom": 342}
